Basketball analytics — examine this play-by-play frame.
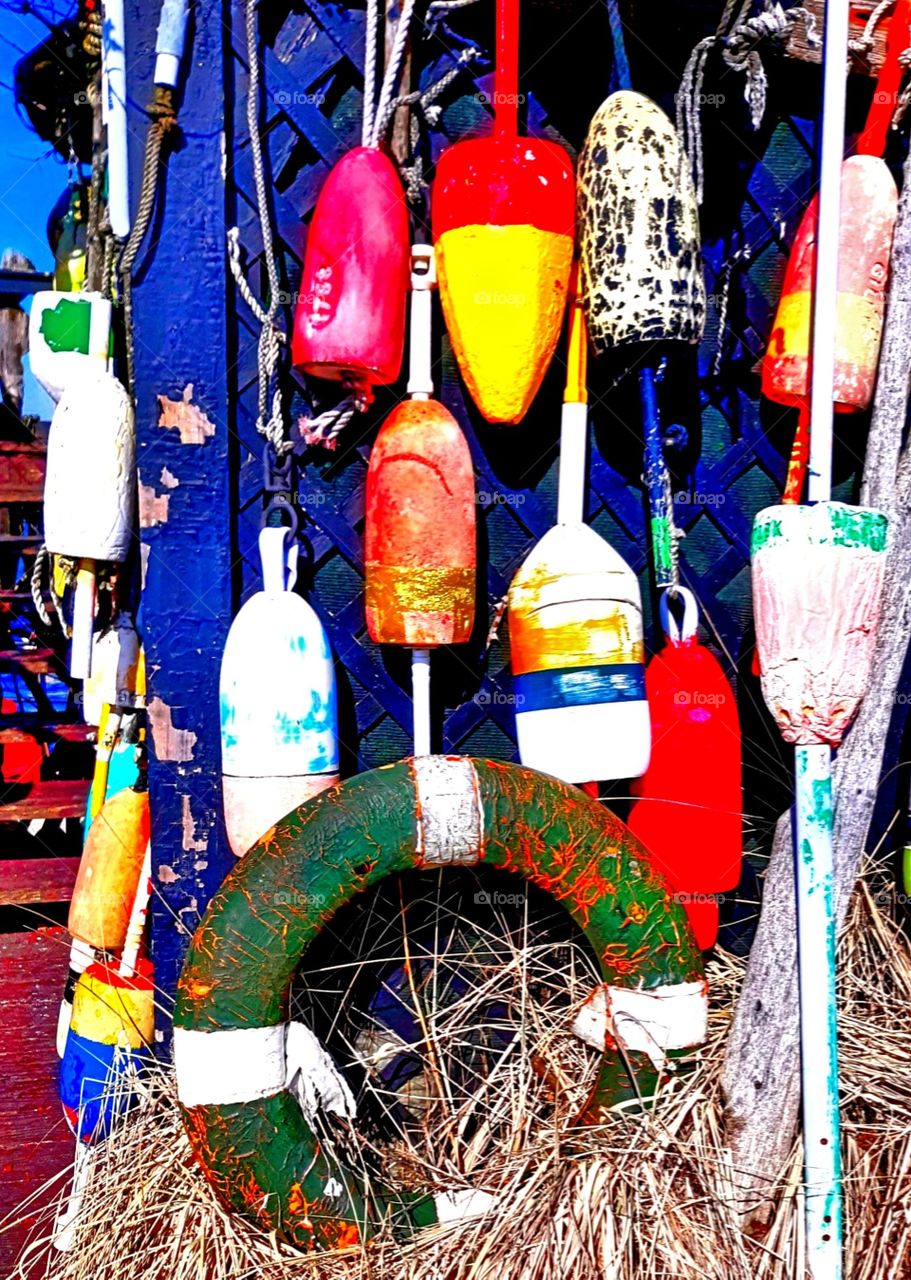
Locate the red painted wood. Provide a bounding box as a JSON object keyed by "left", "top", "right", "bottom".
{"left": 291, "top": 147, "right": 410, "bottom": 393}
{"left": 0, "top": 780, "right": 89, "bottom": 822}
{"left": 0, "top": 928, "right": 72, "bottom": 1274}
{"left": 0, "top": 858, "right": 81, "bottom": 906}
{"left": 0, "top": 444, "right": 46, "bottom": 505}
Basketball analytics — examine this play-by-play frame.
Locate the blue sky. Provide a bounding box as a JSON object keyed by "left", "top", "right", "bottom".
{"left": 0, "top": 5, "right": 76, "bottom": 272}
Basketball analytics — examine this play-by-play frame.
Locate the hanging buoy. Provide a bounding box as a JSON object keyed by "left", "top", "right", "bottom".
{"left": 292, "top": 148, "right": 410, "bottom": 401}
{"left": 220, "top": 527, "right": 339, "bottom": 857}
{"left": 752, "top": 502, "right": 887, "bottom": 747}
{"left": 432, "top": 0, "right": 574, "bottom": 423}
{"left": 762, "top": 0, "right": 906, "bottom": 419}
{"left": 81, "top": 613, "right": 144, "bottom": 728}
{"left": 27, "top": 291, "right": 111, "bottom": 403}
{"left": 174, "top": 756, "right": 706, "bottom": 1250}
{"left": 578, "top": 90, "right": 705, "bottom": 354}
{"left": 629, "top": 589, "right": 742, "bottom": 949}
{"left": 365, "top": 245, "right": 476, "bottom": 753}
{"left": 43, "top": 367, "right": 135, "bottom": 680}
{"left": 507, "top": 272, "right": 649, "bottom": 784}
{"left": 508, "top": 524, "right": 649, "bottom": 783}
{"left": 68, "top": 786, "right": 150, "bottom": 952}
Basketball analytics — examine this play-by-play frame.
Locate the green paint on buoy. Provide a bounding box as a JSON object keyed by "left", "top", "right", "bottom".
{"left": 39, "top": 298, "right": 91, "bottom": 354}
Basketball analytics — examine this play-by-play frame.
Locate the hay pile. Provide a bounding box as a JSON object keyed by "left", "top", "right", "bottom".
{"left": 6, "top": 867, "right": 911, "bottom": 1280}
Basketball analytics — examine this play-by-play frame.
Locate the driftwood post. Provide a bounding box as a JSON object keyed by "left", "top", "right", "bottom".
{"left": 722, "top": 142, "right": 911, "bottom": 1219}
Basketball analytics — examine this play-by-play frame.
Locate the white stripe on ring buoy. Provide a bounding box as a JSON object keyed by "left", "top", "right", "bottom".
{"left": 413, "top": 756, "right": 484, "bottom": 866}
{"left": 573, "top": 980, "right": 709, "bottom": 1072}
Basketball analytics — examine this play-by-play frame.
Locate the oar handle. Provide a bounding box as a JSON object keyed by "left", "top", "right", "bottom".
{"left": 494, "top": 0, "right": 520, "bottom": 138}
{"left": 856, "top": 0, "right": 911, "bottom": 157}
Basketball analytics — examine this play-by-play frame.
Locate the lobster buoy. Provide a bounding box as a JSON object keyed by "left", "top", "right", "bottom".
{"left": 761, "top": 157, "right": 897, "bottom": 414}
{"left": 220, "top": 527, "right": 339, "bottom": 857}
{"left": 628, "top": 589, "right": 742, "bottom": 949}
{"left": 68, "top": 786, "right": 150, "bottom": 952}
{"left": 365, "top": 246, "right": 476, "bottom": 649}
{"left": 752, "top": 502, "right": 888, "bottom": 746}
{"left": 44, "top": 367, "right": 135, "bottom": 680}
{"left": 431, "top": 0, "right": 574, "bottom": 422}
{"left": 291, "top": 148, "right": 410, "bottom": 400}
{"left": 578, "top": 91, "right": 705, "bottom": 355}
{"left": 59, "top": 959, "right": 155, "bottom": 1143}
{"left": 81, "top": 613, "right": 144, "bottom": 728}
{"left": 508, "top": 523, "right": 649, "bottom": 783}
{"left": 174, "top": 756, "right": 706, "bottom": 1250}
{"left": 27, "top": 290, "right": 112, "bottom": 403}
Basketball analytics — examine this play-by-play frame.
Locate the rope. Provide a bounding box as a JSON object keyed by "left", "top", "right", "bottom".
{"left": 223, "top": 0, "right": 290, "bottom": 454}
{"left": 678, "top": 3, "right": 818, "bottom": 203}
{"left": 711, "top": 241, "right": 752, "bottom": 377}
{"left": 370, "top": 0, "right": 420, "bottom": 148}
{"left": 31, "top": 546, "right": 69, "bottom": 636}
{"left": 606, "top": 0, "right": 631, "bottom": 92}
{"left": 363, "top": 0, "right": 380, "bottom": 145}
{"left": 119, "top": 90, "right": 177, "bottom": 399}
{"left": 297, "top": 398, "right": 362, "bottom": 450}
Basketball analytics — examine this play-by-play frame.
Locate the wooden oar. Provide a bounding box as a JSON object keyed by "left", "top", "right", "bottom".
{"left": 432, "top": 0, "right": 574, "bottom": 424}
{"left": 752, "top": 4, "right": 890, "bottom": 1274}
{"left": 365, "top": 245, "right": 476, "bottom": 753}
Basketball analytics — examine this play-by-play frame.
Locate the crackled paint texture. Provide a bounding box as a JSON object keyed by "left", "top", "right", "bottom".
{"left": 174, "top": 758, "right": 702, "bottom": 1251}
{"left": 577, "top": 91, "right": 706, "bottom": 354}
{"left": 125, "top": 0, "right": 234, "bottom": 1036}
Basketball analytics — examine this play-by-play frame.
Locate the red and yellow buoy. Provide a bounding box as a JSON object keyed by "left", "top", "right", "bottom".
{"left": 432, "top": 0, "right": 574, "bottom": 424}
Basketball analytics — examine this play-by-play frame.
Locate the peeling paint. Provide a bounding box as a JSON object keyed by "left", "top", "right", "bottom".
{"left": 147, "top": 696, "right": 198, "bottom": 762}
{"left": 158, "top": 864, "right": 181, "bottom": 885}
{"left": 139, "top": 481, "right": 170, "bottom": 528}
{"left": 160, "top": 466, "right": 180, "bottom": 489}
{"left": 157, "top": 383, "right": 216, "bottom": 445}
{"left": 181, "top": 794, "right": 208, "bottom": 854}
{"left": 140, "top": 543, "right": 151, "bottom": 590}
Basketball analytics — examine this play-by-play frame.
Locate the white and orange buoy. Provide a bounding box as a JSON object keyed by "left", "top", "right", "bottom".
{"left": 507, "top": 277, "right": 649, "bottom": 785}
{"left": 220, "top": 527, "right": 339, "bottom": 857}
{"left": 364, "top": 245, "right": 476, "bottom": 753}
{"left": 43, "top": 366, "right": 135, "bottom": 680}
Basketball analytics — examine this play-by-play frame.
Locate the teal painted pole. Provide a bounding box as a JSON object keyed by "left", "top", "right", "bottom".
{"left": 794, "top": 745, "right": 843, "bottom": 1278}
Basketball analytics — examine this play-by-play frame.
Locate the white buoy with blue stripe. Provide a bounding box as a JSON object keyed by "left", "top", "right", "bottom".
{"left": 507, "top": 277, "right": 650, "bottom": 785}
{"left": 220, "top": 527, "right": 339, "bottom": 857}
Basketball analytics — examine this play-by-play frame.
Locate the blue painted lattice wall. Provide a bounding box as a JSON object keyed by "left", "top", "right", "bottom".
{"left": 139, "top": 0, "right": 907, "bottom": 1001}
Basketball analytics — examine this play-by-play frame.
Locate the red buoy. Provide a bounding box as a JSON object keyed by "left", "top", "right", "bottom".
{"left": 628, "top": 590, "right": 742, "bottom": 949}
{"left": 291, "top": 148, "right": 411, "bottom": 400}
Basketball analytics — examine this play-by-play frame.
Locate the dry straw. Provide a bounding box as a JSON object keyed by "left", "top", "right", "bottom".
{"left": 5, "top": 863, "right": 911, "bottom": 1280}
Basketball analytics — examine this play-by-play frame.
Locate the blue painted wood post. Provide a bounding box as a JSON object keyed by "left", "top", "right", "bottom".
{"left": 123, "top": 0, "right": 235, "bottom": 1046}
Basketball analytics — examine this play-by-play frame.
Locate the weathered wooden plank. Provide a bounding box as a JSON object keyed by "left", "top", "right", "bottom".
{"left": 0, "top": 856, "right": 80, "bottom": 905}
{"left": 124, "top": 0, "right": 235, "bottom": 1035}
{"left": 0, "top": 927, "right": 72, "bottom": 1275}
{"left": 0, "top": 444, "right": 45, "bottom": 504}
{"left": 0, "top": 779, "right": 88, "bottom": 822}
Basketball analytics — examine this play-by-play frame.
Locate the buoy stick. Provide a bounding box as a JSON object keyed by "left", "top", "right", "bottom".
{"left": 102, "top": 0, "right": 130, "bottom": 239}
{"left": 494, "top": 0, "right": 519, "bottom": 139}
{"left": 557, "top": 274, "right": 589, "bottom": 526}
{"left": 71, "top": 560, "right": 97, "bottom": 680}
{"left": 52, "top": 1141, "right": 91, "bottom": 1253}
{"left": 639, "top": 368, "right": 674, "bottom": 588}
{"left": 89, "top": 704, "right": 122, "bottom": 819}
{"left": 153, "top": 0, "right": 189, "bottom": 87}
{"left": 799, "top": 3, "right": 849, "bottom": 1275}
{"left": 412, "top": 649, "right": 432, "bottom": 756}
